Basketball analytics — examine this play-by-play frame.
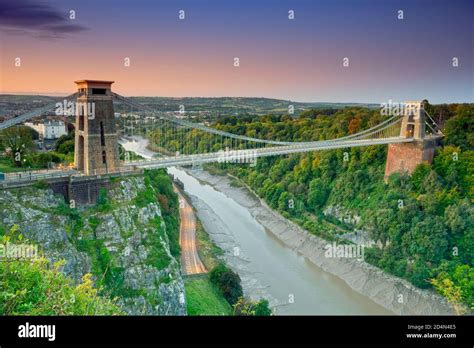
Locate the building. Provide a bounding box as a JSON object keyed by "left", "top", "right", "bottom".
{"left": 25, "top": 120, "right": 67, "bottom": 139}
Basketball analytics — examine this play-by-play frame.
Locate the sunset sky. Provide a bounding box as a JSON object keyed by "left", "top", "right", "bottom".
{"left": 0, "top": 0, "right": 472, "bottom": 103}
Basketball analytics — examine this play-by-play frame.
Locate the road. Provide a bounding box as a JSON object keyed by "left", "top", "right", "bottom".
{"left": 2, "top": 168, "right": 78, "bottom": 183}
{"left": 174, "top": 185, "right": 207, "bottom": 275}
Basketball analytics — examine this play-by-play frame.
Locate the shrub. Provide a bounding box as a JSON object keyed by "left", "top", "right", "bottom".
{"left": 0, "top": 257, "right": 123, "bottom": 315}
{"left": 233, "top": 297, "right": 272, "bottom": 316}
{"left": 209, "top": 263, "right": 243, "bottom": 305}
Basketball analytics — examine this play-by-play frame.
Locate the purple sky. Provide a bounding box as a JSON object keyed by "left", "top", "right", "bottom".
{"left": 1, "top": 0, "right": 472, "bottom": 103}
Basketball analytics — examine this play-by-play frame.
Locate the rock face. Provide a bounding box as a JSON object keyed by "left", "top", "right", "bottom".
{"left": 0, "top": 177, "right": 186, "bottom": 316}
{"left": 323, "top": 205, "right": 361, "bottom": 226}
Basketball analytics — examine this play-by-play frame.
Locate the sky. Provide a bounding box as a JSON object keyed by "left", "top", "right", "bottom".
{"left": 0, "top": 0, "right": 472, "bottom": 103}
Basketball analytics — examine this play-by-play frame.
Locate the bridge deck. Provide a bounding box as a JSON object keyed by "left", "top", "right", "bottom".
{"left": 0, "top": 136, "right": 421, "bottom": 185}
{"left": 123, "top": 136, "right": 415, "bottom": 170}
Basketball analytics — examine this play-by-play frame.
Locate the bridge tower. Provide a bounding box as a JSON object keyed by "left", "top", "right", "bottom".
{"left": 74, "top": 80, "right": 120, "bottom": 175}
{"left": 384, "top": 101, "right": 438, "bottom": 182}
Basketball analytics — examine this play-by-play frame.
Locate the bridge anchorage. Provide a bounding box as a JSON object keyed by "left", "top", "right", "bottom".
{"left": 0, "top": 79, "right": 443, "bottom": 204}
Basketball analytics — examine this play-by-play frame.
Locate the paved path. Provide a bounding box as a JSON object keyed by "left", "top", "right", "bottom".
{"left": 174, "top": 185, "right": 206, "bottom": 275}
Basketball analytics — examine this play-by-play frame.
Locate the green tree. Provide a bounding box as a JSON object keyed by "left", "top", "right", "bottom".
{"left": 209, "top": 263, "right": 243, "bottom": 305}
{"left": 233, "top": 297, "right": 272, "bottom": 316}
{"left": 307, "top": 178, "right": 330, "bottom": 210}
{"left": 0, "top": 126, "right": 36, "bottom": 166}
{"left": 367, "top": 208, "right": 396, "bottom": 249}
{"left": 430, "top": 275, "right": 467, "bottom": 315}
{"left": 444, "top": 105, "right": 474, "bottom": 151}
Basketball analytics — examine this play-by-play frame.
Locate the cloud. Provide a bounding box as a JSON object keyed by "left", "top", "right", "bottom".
{"left": 0, "top": 0, "right": 87, "bottom": 39}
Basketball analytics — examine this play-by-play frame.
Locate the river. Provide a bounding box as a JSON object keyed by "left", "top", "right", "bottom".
{"left": 167, "top": 167, "right": 391, "bottom": 315}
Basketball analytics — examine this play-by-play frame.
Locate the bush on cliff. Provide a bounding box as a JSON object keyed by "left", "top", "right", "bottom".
{"left": 0, "top": 226, "right": 123, "bottom": 315}
{"left": 0, "top": 258, "right": 123, "bottom": 315}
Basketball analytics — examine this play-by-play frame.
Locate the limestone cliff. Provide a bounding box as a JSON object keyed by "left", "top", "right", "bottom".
{"left": 0, "top": 175, "right": 186, "bottom": 315}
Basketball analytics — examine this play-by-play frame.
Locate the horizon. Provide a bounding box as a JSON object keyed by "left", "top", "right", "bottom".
{"left": 0, "top": 90, "right": 382, "bottom": 105}
{"left": 2, "top": 91, "right": 458, "bottom": 107}
{"left": 1, "top": 90, "right": 469, "bottom": 106}
{"left": 1, "top": 0, "right": 473, "bottom": 103}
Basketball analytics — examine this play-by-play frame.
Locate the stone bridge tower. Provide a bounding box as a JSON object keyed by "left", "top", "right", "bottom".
{"left": 384, "top": 101, "right": 439, "bottom": 181}
{"left": 74, "top": 80, "right": 120, "bottom": 175}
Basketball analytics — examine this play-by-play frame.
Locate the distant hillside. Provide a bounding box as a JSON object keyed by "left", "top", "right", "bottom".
{"left": 0, "top": 94, "right": 378, "bottom": 119}
{"left": 126, "top": 96, "right": 378, "bottom": 116}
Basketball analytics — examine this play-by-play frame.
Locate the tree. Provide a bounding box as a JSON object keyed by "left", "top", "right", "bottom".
{"left": 430, "top": 275, "right": 467, "bottom": 315}
{"left": 402, "top": 217, "right": 448, "bottom": 264}
{"left": 408, "top": 260, "right": 432, "bottom": 289}
{"left": 57, "top": 140, "right": 75, "bottom": 155}
{"left": 0, "top": 126, "right": 36, "bottom": 166}
{"left": 233, "top": 297, "right": 272, "bottom": 316}
{"left": 348, "top": 117, "right": 361, "bottom": 134}
{"left": 209, "top": 263, "right": 243, "bottom": 305}
{"left": 31, "top": 152, "right": 63, "bottom": 168}
{"left": 307, "top": 178, "right": 329, "bottom": 210}
{"left": 367, "top": 208, "right": 396, "bottom": 249}
{"left": 411, "top": 163, "right": 431, "bottom": 193}
{"left": 55, "top": 131, "right": 74, "bottom": 152}
{"left": 444, "top": 105, "right": 474, "bottom": 151}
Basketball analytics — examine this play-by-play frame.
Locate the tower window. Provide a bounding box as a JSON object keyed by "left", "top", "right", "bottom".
{"left": 92, "top": 88, "right": 106, "bottom": 95}
{"left": 78, "top": 107, "right": 84, "bottom": 131}
{"left": 100, "top": 121, "right": 105, "bottom": 146}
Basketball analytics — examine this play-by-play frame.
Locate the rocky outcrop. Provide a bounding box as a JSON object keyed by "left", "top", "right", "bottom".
{"left": 323, "top": 205, "right": 361, "bottom": 226}
{"left": 0, "top": 177, "right": 186, "bottom": 316}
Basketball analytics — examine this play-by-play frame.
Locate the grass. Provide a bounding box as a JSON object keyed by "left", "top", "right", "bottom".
{"left": 0, "top": 163, "right": 17, "bottom": 173}
{"left": 202, "top": 164, "right": 227, "bottom": 176}
{"left": 0, "top": 161, "right": 30, "bottom": 173}
{"left": 184, "top": 277, "right": 232, "bottom": 316}
{"left": 0, "top": 157, "right": 44, "bottom": 173}
{"left": 229, "top": 178, "right": 243, "bottom": 188}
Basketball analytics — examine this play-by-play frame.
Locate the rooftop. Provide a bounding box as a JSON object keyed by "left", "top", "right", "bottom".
{"left": 74, "top": 80, "right": 114, "bottom": 88}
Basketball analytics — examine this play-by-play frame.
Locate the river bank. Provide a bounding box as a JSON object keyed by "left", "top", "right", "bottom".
{"left": 185, "top": 168, "right": 454, "bottom": 315}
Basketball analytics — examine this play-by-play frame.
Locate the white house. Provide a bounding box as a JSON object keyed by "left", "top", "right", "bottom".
{"left": 25, "top": 120, "right": 67, "bottom": 139}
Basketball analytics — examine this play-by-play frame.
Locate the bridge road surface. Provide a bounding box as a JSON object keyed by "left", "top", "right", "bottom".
{"left": 174, "top": 184, "right": 207, "bottom": 275}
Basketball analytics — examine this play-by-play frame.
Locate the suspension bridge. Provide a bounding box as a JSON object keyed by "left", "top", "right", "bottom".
{"left": 0, "top": 80, "right": 443, "bottom": 193}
